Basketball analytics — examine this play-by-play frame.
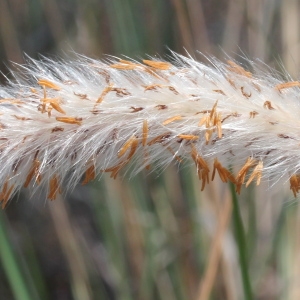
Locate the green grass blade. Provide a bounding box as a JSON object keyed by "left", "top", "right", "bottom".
{"left": 0, "top": 210, "right": 32, "bottom": 300}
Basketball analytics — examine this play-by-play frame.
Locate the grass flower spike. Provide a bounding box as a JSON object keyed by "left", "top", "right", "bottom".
{"left": 0, "top": 53, "right": 300, "bottom": 207}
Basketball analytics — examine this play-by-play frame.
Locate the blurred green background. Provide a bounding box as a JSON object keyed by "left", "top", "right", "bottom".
{"left": 0, "top": 0, "right": 300, "bottom": 299}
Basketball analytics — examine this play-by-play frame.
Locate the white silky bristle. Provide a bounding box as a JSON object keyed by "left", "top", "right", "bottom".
{"left": 0, "top": 52, "right": 299, "bottom": 206}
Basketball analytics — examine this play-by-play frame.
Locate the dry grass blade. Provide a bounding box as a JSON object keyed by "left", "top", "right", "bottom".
{"left": 197, "top": 191, "right": 233, "bottom": 300}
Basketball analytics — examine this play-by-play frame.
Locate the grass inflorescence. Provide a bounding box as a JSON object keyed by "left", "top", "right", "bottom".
{"left": 0, "top": 53, "right": 300, "bottom": 207}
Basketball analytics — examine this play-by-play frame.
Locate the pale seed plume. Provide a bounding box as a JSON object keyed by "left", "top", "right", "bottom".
{"left": 0, "top": 52, "right": 299, "bottom": 207}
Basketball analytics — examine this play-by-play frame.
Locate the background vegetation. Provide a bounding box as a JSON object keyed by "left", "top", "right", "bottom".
{"left": 0, "top": 0, "right": 299, "bottom": 299}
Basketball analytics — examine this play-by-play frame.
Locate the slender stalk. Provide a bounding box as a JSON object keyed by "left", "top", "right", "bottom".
{"left": 229, "top": 182, "right": 253, "bottom": 300}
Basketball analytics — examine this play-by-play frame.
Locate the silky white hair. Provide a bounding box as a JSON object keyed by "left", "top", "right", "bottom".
{"left": 0, "top": 52, "right": 299, "bottom": 206}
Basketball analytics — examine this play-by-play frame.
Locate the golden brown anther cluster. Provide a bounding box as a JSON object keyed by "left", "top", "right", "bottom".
{"left": 198, "top": 101, "right": 222, "bottom": 144}
{"left": 290, "top": 175, "right": 300, "bottom": 197}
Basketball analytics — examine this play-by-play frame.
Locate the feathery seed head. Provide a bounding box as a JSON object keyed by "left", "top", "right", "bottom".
{"left": 0, "top": 52, "right": 299, "bottom": 207}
